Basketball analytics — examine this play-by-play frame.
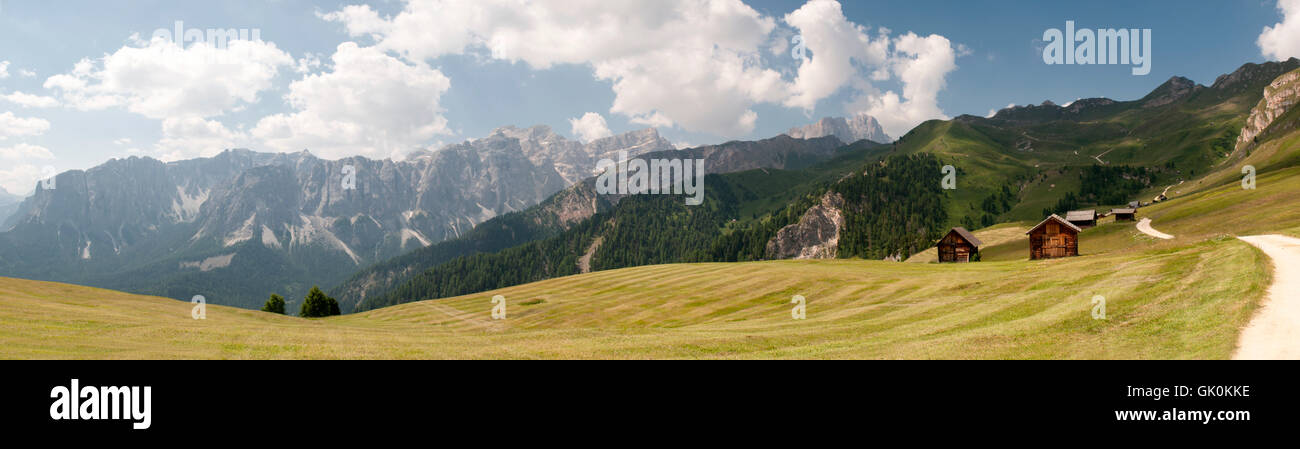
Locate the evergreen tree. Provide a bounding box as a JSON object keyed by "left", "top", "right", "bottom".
{"left": 262, "top": 293, "right": 286, "bottom": 314}
{"left": 300, "top": 286, "right": 341, "bottom": 317}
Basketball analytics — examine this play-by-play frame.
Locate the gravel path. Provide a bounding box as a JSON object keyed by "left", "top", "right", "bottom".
{"left": 1235, "top": 235, "right": 1300, "bottom": 359}
{"left": 1136, "top": 218, "right": 1174, "bottom": 240}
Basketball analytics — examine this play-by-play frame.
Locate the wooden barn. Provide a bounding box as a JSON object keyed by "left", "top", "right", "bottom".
{"left": 1027, "top": 214, "right": 1081, "bottom": 260}
{"left": 936, "top": 227, "right": 983, "bottom": 263}
{"left": 1111, "top": 208, "right": 1137, "bottom": 222}
{"left": 1065, "top": 210, "right": 1097, "bottom": 228}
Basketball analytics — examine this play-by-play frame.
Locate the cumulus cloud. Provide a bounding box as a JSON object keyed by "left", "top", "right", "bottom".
{"left": 0, "top": 111, "right": 51, "bottom": 139}
{"left": 844, "top": 32, "right": 959, "bottom": 137}
{"left": 323, "top": 0, "right": 789, "bottom": 137}
{"left": 0, "top": 164, "right": 51, "bottom": 196}
{"left": 0, "top": 61, "right": 8, "bottom": 79}
{"left": 569, "top": 112, "right": 613, "bottom": 142}
{"left": 317, "top": 0, "right": 962, "bottom": 139}
{"left": 252, "top": 42, "right": 451, "bottom": 159}
{"left": 0, "top": 143, "right": 56, "bottom": 195}
{"left": 43, "top": 34, "right": 293, "bottom": 119}
{"left": 782, "top": 0, "right": 887, "bottom": 110}
{"left": 0, "top": 91, "right": 59, "bottom": 108}
{"left": 0, "top": 143, "right": 55, "bottom": 160}
{"left": 154, "top": 117, "right": 248, "bottom": 162}
{"left": 1260, "top": 0, "right": 1300, "bottom": 61}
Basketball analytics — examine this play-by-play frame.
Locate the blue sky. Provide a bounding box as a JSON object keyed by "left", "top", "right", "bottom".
{"left": 1, "top": 0, "right": 1297, "bottom": 195}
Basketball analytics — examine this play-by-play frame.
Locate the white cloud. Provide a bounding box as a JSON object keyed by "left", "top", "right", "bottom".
{"left": 0, "top": 143, "right": 56, "bottom": 196}
{"left": 41, "top": 32, "right": 294, "bottom": 161}
{"left": 1260, "top": 0, "right": 1300, "bottom": 61}
{"left": 252, "top": 42, "right": 451, "bottom": 159}
{"left": 568, "top": 112, "right": 612, "bottom": 142}
{"left": 19, "top": 69, "right": 37, "bottom": 78}
{"left": 154, "top": 117, "right": 247, "bottom": 162}
{"left": 324, "top": 0, "right": 789, "bottom": 137}
{"left": 0, "top": 163, "right": 50, "bottom": 196}
{"left": 0, "top": 61, "right": 9, "bottom": 79}
{"left": 0, "top": 111, "right": 51, "bottom": 139}
{"left": 845, "top": 32, "right": 959, "bottom": 137}
{"left": 782, "top": 0, "right": 888, "bottom": 111}
{"left": 0, "top": 143, "right": 55, "bottom": 160}
{"left": 0, "top": 91, "right": 59, "bottom": 108}
{"left": 321, "top": 0, "right": 963, "bottom": 138}
{"left": 43, "top": 34, "right": 293, "bottom": 119}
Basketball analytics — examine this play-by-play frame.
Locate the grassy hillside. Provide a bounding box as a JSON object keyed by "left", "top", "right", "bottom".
{"left": 0, "top": 230, "right": 1267, "bottom": 359}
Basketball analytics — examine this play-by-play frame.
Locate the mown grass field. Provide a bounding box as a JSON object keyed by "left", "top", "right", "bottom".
{"left": 0, "top": 229, "right": 1268, "bottom": 359}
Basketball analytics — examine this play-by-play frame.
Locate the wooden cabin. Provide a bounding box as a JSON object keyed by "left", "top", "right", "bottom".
{"left": 1027, "top": 214, "right": 1081, "bottom": 260}
{"left": 1110, "top": 208, "right": 1137, "bottom": 222}
{"left": 937, "top": 227, "right": 983, "bottom": 263}
{"left": 1065, "top": 210, "right": 1097, "bottom": 229}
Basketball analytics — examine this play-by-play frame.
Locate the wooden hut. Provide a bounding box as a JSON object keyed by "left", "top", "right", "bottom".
{"left": 937, "top": 227, "right": 983, "bottom": 263}
{"left": 1110, "top": 208, "right": 1137, "bottom": 222}
{"left": 1065, "top": 210, "right": 1097, "bottom": 229}
{"left": 1027, "top": 214, "right": 1081, "bottom": 260}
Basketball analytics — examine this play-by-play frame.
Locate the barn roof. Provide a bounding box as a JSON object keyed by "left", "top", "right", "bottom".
{"left": 946, "top": 227, "right": 983, "bottom": 247}
{"left": 1111, "top": 208, "right": 1136, "bottom": 214}
{"left": 1027, "top": 214, "right": 1083, "bottom": 234}
{"left": 1065, "top": 210, "right": 1097, "bottom": 221}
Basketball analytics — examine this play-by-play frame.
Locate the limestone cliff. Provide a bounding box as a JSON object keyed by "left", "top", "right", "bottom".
{"left": 1238, "top": 68, "right": 1300, "bottom": 151}
{"left": 764, "top": 192, "right": 845, "bottom": 260}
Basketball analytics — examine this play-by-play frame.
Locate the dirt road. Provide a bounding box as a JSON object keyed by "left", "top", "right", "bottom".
{"left": 1235, "top": 235, "right": 1300, "bottom": 359}
{"left": 1136, "top": 218, "right": 1174, "bottom": 240}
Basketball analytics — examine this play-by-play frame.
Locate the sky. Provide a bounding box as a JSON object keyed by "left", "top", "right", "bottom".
{"left": 2, "top": 0, "right": 1299, "bottom": 195}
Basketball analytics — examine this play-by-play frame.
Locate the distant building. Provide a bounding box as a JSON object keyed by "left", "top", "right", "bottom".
{"left": 937, "top": 227, "right": 983, "bottom": 263}
{"left": 1111, "top": 208, "right": 1137, "bottom": 222}
{"left": 1065, "top": 210, "right": 1097, "bottom": 228}
{"left": 1128, "top": 201, "right": 1141, "bottom": 209}
{"left": 1027, "top": 215, "right": 1081, "bottom": 260}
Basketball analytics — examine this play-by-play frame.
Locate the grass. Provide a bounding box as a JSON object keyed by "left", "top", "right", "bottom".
{"left": 0, "top": 231, "right": 1268, "bottom": 359}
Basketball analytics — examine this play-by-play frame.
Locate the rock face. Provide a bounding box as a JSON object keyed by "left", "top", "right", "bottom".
{"left": 332, "top": 134, "right": 856, "bottom": 310}
{"left": 764, "top": 192, "right": 845, "bottom": 260}
{"left": 1238, "top": 68, "right": 1300, "bottom": 151}
{"left": 494, "top": 125, "right": 675, "bottom": 184}
{"left": 786, "top": 114, "right": 891, "bottom": 144}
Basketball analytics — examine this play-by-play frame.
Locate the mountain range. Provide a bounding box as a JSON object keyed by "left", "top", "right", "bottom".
{"left": 0, "top": 125, "right": 673, "bottom": 310}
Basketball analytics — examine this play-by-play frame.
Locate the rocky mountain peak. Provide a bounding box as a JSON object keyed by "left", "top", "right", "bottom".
{"left": 1237, "top": 67, "right": 1300, "bottom": 151}
{"left": 786, "top": 114, "right": 892, "bottom": 144}
{"left": 1212, "top": 58, "right": 1300, "bottom": 92}
{"left": 1141, "top": 76, "right": 1202, "bottom": 108}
